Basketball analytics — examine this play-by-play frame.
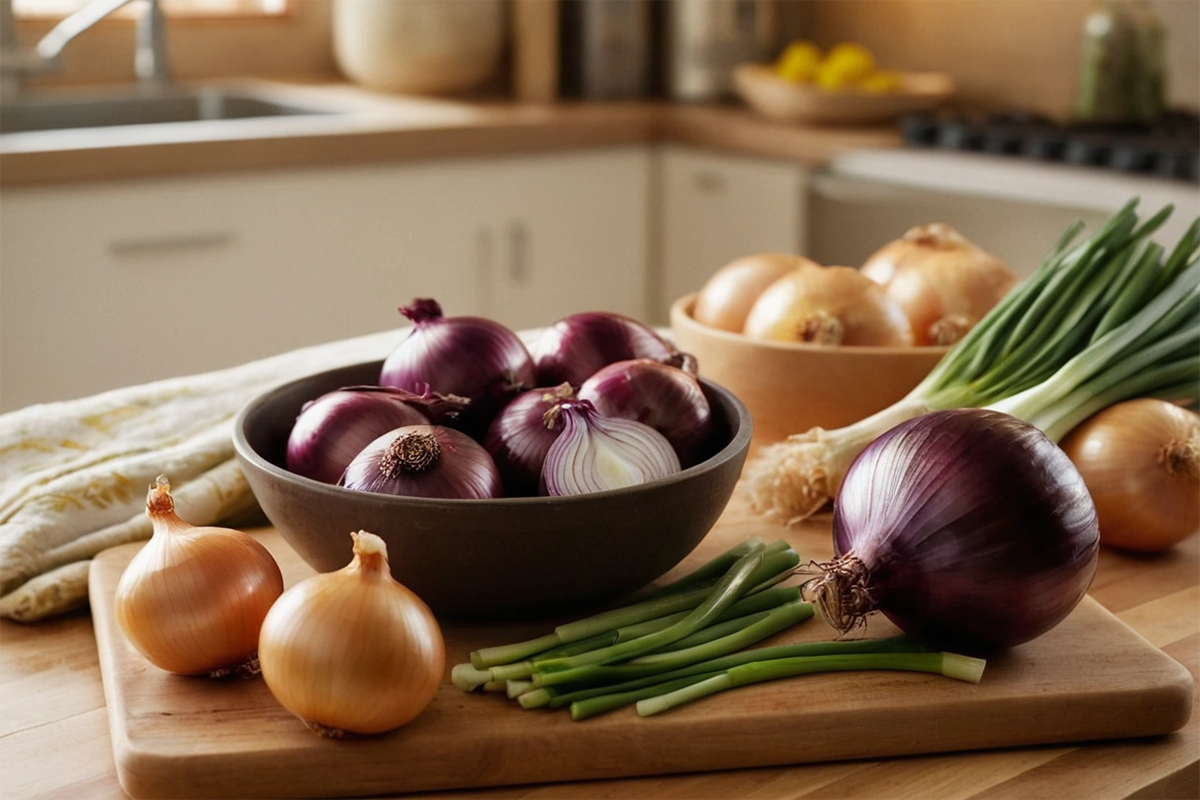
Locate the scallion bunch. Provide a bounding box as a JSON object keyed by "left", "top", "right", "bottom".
{"left": 452, "top": 538, "right": 985, "bottom": 719}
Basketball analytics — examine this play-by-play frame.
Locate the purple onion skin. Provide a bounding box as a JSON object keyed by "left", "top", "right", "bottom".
{"left": 286, "top": 387, "right": 431, "bottom": 484}
{"left": 532, "top": 311, "right": 683, "bottom": 389}
{"left": 832, "top": 408, "right": 1099, "bottom": 654}
{"left": 341, "top": 424, "right": 503, "bottom": 500}
{"left": 380, "top": 299, "right": 536, "bottom": 434}
{"left": 483, "top": 386, "right": 572, "bottom": 497}
{"left": 577, "top": 359, "right": 713, "bottom": 467}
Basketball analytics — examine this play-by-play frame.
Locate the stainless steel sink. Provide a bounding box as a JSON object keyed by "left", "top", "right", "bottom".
{"left": 0, "top": 89, "right": 338, "bottom": 134}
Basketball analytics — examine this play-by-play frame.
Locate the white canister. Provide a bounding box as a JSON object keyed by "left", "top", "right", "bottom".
{"left": 333, "top": 0, "right": 506, "bottom": 95}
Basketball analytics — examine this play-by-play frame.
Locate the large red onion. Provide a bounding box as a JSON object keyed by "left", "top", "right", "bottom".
{"left": 380, "top": 299, "right": 536, "bottom": 432}
{"left": 809, "top": 408, "right": 1099, "bottom": 653}
{"left": 577, "top": 359, "right": 713, "bottom": 467}
{"left": 483, "top": 383, "right": 574, "bottom": 496}
{"left": 531, "top": 311, "right": 694, "bottom": 389}
{"left": 286, "top": 386, "right": 468, "bottom": 485}
{"left": 341, "top": 424, "right": 503, "bottom": 500}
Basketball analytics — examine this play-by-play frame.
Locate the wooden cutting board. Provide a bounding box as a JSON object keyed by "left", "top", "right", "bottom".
{"left": 89, "top": 496, "right": 1193, "bottom": 800}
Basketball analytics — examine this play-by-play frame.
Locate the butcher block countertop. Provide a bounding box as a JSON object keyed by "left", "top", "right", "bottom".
{"left": 0, "top": 79, "right": 903, "bottom": 188}
{"left": 4, "top": 490, "right": 1197, "bottom": 800}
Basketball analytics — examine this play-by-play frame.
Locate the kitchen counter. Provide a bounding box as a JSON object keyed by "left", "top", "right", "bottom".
{"left": 0, "top": 79, "right": 903, "bottom": 187}
{"left": 3, "top": 493, "right": 1197, "bottom": 800}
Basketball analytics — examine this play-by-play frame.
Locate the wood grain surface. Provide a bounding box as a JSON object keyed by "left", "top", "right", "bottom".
{"left": 4, "top": 489, "right": 1197, "bottom": 800}
{"left": 70, "top": 492, "right": 1194, "bottom": 800}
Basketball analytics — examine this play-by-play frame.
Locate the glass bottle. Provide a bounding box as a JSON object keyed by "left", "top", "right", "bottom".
{"left": 1072, "top": 0, "right": 1166, "bottom": 126}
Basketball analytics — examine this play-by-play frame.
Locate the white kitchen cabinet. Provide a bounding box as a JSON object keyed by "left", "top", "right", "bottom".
{"left": 653, "top": 144, "right": 810, "bottom": 323}
{"left": 0, "top": 147, "right": 649, "bottom": 411}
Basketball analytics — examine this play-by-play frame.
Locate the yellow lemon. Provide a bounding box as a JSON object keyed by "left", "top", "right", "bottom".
{"left": 775, "top": 40, "right": 822, "bottom": 83}
{"left": 860, "top": 70, "right": 903, "bottom": 94}
{"left": 815, "top": 60, "right": 858, "bottom": 91}
{"left": 823, "top": 42, "right": 877, "bottom": 83}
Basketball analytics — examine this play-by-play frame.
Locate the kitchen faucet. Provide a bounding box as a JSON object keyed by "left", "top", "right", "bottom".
{"left": 0, "top": 0, "right": 170, "bottom": 101}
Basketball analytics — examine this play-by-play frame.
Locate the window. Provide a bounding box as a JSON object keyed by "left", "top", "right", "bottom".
{"left": 12, "top": 0, "right": 288, "bottom": 18}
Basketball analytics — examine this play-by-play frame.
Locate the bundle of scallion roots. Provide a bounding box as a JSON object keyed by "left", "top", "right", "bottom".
{"left": 746, "top": 198, "right": 1200, "bottom": 523}
{"left": 452, "top": 538, "right": 984, "bottom": 719}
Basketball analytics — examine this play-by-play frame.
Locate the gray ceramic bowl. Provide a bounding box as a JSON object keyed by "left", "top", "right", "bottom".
{"left": 233, "top": 360, "right": 752, "bottom": 619}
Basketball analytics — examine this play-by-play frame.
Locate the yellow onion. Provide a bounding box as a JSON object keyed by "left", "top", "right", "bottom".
{"left": 258, "top": 530, "right": 445, "bottom": 737}
{"left": 861, "top": 223, "right": 1018, "bottom": 346}
{"left": 693, "top": 253, "right": 814, "bottom": 332}
{"left": 1060, "top": 399, "right": 1200, "bottom": 553}
{"left": 114, "top": 476, "right": 284, "bottom": 676}
{"left": 742, "top": 261, "right": 914, "bottom": 346}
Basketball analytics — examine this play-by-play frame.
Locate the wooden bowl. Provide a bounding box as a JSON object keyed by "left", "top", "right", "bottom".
{"left": 670, "top": 293, "right": 948, "bottom": 449}
{"left": 733, "top": 62, "right": 955, "bottom": 125}
{"left": 233, "top": 359, "right": 752, "bottom": 620}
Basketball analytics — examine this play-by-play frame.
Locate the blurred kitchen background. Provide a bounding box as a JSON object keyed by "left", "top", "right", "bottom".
{"left": 2, "top": 0, "right": 1198, "bottom": 411}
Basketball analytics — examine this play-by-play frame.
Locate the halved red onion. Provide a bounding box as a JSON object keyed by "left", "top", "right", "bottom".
{"left": 541, "top": 399, "right": 681, "bottom": 497}
{"left": 810, "top": 408, "right": 1099, "bottom": 653}
{"left": 483, "top": 383, "right": 574, "bottom": 496}
{"left": 341, "top": 424, "right": 503, "bottom": 500}
{"left": 531, "top": 311, "right": 693, "bottom": 389}
{"left": 380, "top": 299, "right": 536, "bottom": 432}
{"left": 286, "top": 386, "right": 468, "bottom": 485}
{"left": 577, "top": 359, "right": 713, "bottom": 467}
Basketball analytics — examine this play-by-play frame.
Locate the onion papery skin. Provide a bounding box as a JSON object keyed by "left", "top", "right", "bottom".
{"left": 286, "top": 386, "right": 441, "bottom": 485}
{"left": 532, "top": 311, "right": 685, "bottom": 388}
{"left": 258, "top": 531, "right": 445, "bottom": 736}
{"left": 577, "top": 359, "right": 714, "bottom": 467}
{"left": 483, "top": 384, "right": 574, "bottom": 496}
{"left": 861, "top": 223, "right": 1017, "bottom": 347}
{"left": 541, "top": 399, "right": 682, "bottom": 496}
{"left": 115, "top": 479, "right": 284, "bottom": 676}
{"left": 379, "top": 298, "right": 535, "bottom": 433}
{"left": 826, "top": 408, "right": 1099, "bottom": 653}
{"left": 1060, "top": 399, "right": 1200, "bottom": 553}
{"left": 342, "top": 424, "right": 504, "bottom": 500}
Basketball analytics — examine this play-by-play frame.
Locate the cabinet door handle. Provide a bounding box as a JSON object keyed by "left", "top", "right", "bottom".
{"left": 108, "top": 231, "right": 234, "bottom": 257}
{"left": 508, "top": 221, "right": 529, "bottom": 282}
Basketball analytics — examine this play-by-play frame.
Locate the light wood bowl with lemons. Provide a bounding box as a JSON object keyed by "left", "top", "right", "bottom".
{"left": 733, "top": 62, "right": 955, "bottom": 125}
{"left": 734, "top": 37, "right": 950, "bottom": 128}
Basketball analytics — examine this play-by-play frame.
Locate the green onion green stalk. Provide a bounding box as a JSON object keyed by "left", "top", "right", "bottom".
{"left": 744, "top": 199, "right": 1200, "bottom": 524}
{"left": 454, "top": 537, "right": 986, "bottom": 720}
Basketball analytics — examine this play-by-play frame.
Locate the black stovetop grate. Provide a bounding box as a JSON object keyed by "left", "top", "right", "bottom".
{"left": 900, "top": 109, "right": 1200, "bottom": 184}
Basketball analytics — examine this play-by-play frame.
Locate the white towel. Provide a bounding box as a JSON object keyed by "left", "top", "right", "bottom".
{"left": 0, "top": 326, "right": 409, "bottom": 620}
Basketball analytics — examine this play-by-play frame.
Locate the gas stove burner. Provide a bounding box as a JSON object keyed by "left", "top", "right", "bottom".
{"left": 900, "top": 109, "right": 1199, "bottom": 183}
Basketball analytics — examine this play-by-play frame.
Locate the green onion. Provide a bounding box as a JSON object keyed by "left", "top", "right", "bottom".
{"left": 634, "top": 652, "right": 986, "bottom": 717}
{"left": 744, "top": 199, "right": 1200, "bottom": 523}
{"left": 533, "top": 600, "right": 814, "bottom": 688}
{"left": 533, "top": 546, "right": 771, "bottom": 673}
{"left": 484, "top": 585, "right": 801, "bottom": 683}
{"left": 544, "top": 634, "right": 926, "bottom": 709}
{"left": 469, "top": 540, "right": 798, "bottom": 669}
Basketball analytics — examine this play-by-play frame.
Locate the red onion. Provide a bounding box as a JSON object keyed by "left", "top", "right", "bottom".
{"left": 286, "top": 386, "right": 468, "bottom": 485}
{"left": 807, "top": 408, "right": 1099, "bottom": 653}
{"left": 578, "top": 359, "right": 714, "bottom": 467}
{"left": 531, "top": 311, "right": 693, "bottom": 389}
{"left": 541, "top": 399, "right": 681, "bottom": 497}
{"left": 483, "top": 383, "right": 574, "bottom": 496}
{"left": 380, "top": 299, "right": 536, "bottom": 432}
{"left": 342, "top": 424, "right": 503, "bottom": 500}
